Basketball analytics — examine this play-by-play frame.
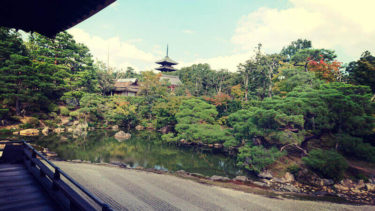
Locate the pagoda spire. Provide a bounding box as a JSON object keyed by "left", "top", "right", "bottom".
{"left": 155, "top": 45, "right": 178, "bottom": 72}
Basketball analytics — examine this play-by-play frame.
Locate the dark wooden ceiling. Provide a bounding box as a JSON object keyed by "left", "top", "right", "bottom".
{"left": 0, "top": 0, "right": 116, "bottom": 37}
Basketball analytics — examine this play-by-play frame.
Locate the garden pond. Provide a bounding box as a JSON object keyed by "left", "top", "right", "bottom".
{"left": 17, "top": 130, "right": 246, "bottom": 178}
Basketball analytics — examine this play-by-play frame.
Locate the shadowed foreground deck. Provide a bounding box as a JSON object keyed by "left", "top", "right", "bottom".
{"left": 0, "top": 141, "right": 112, "bottom": 211}
{"left": 0, "top": 163, "right": 59, "bottom": 210}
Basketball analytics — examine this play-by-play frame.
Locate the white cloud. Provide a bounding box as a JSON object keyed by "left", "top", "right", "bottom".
{"left": 68, "top": 28, "right": 156, "bottom": 71}
{"left": 127, "top": 38, "right": 143, "bottom": 44}
{"left": 231, "top": 0, "right": 375, "bottom": 62}
{"left": 109, "top": 1, "right": 119, "bottom": 10}
{"left": 152, "top": 45, "right": 164, "bottom": 57}
{"left": 180, "top": 52, "right": 253, "bottom": 72}
{"left": 67, "top": 0, "right": 375, "bottom": 74}
{"left": 182, "top": 29, "right": 195, "bottom": 34}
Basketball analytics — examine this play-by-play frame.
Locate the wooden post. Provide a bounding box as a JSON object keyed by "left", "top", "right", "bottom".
{"left": 30, "top": 150, "right": 36, "bottom": 167}
{"left": 102, "top": 204, "right": 112, "bottom": 211}
{"left": 52, "top": 167, "right": 60, "bottom": 191}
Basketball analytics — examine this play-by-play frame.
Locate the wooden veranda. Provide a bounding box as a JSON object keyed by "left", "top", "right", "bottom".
{"left": 0, "top": 141, "right": 113, "bottom": 211}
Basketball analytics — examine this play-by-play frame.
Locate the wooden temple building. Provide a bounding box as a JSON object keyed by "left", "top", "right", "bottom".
{"left": 113, "top": 78, "right": 140, "bottom": 96}
{"left": 155, "top": 46, "right": 182, "bottom": 90}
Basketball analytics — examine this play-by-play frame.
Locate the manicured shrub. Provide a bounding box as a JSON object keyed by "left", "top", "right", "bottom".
{"left": 69, "top": 111, "right": 79, "bottom": 118}
{"left": 59, "top": 107, "right": 70, "bottom": 116}
{"left": 47, "top": 103, "right": 59, "bottom": 113}
{"left": 0, "top": 129, "right": 12, "bottom": 135}
{"left": 338, "top": 134, "right": 375, "bottom": 163}
{"left": 237, "top": 145, "right": 285, "bottom": 173}
{"left": 44, "top": 120, "right": 57, "bottom": 128}
{"left": 302, "top": 149, "right": 348, "bottom": 181}
{"left": 49, "top": 112, "right": 58, "bottom": 119}
{"left": 287, "top": 164, "right": 301, "bottom": 175}
{"left": 19, "top": 123, "right": 33, "bottom": 129}
{"left": 27, "top": 117, "right": 40, "bottom": 127}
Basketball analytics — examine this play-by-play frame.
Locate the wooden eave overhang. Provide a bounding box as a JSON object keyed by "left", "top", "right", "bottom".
{"left": 0, "top": 0, "right": 116, "bottom": 38}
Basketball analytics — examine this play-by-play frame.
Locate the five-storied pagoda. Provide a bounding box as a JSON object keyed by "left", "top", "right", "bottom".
{"left": 155, "top": 46, "right": 182, "bottom": 90}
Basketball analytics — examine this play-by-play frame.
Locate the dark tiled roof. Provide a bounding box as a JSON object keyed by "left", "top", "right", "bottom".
{"left": 114, "top": 79, "right": 139, "bottom": 92}
{"left": 160, "top": 74, "right": 182, "bottom": 86}
{"left": 155, "top": 56, "right": 178, "bottom": 65}
{"left": 156, "top": 66, "right": 177, "bottom": 72}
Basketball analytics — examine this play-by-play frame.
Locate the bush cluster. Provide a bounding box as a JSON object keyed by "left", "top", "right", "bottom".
{"left": 302, "top": 149, "right": 348, "bottom": 181}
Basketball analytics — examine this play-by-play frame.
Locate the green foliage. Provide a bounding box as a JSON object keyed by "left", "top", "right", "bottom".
{"left": 95, "top": 61, "right": 114, "bottom": 95}
{"left": 338, "top": 134, "right": 375, "bottom": 163}
{"left": 302, "top": 149, "right": 348, "bottom": 181}
{"left": 169, "top": 98, "right": 235, "bottom": 144}
{"left": 152, "top": 96, "right": 183, "bottom": 129}
{"left": 291, "top": 49, "right": 337, "bottom": 71}
{"left": 287, "top": 164, "right": 301, "bottom": 175}
{"left": 27, "top": 117, "right": 40, "bottom": 127}
{"left": 78, "top": 93, "right": 106, "bottom": 122}
{"left": 161, "top": 133, "right": 178, "bottom": 143}
{"left": 174, "top": 64, "right": 238, "bottom": 97}
{"left": 228, "top": 108, "right": 304, "bottom": 146}
{"left": 354, "top": 174, "right": 369, "bottom": 183}
{"left": 273, "top": 68, "right": 323, "bottom": 94}
{"left": 19, "top": 123, "right": 34, "bottom": 129}
{"left": 59, "top": 107, "right": 70, "bottom": 116}
{"left": 44, "top": 120, "right": 58, "bottom": 128}
{"left": 0, "top": 129, "right": 13, "bottom": 135}
{"left": 48, "top": 104, "right": 59, "bottom": 113}
{"left": 237, "top": 145, "right": 285, "bottom": 173}
{"left": 346, "top": 51, "right": 375, "bottom": 92}
{"left": 238, "top": 45, "right": 284, "bottom": 100}
{"left": 281, "top": 39, "right": 312, "bottom": 60}
{"left": 69, "top": 111, "right": 79, "bottom": 118}
{"left": 103, "top": 96, "right": 138, "bottom": 128}
{"left": 176, "top": 98, "right": 217, "bottom": 124}
{"left": 49, "top": 112, "right": 58, "bottom": 119}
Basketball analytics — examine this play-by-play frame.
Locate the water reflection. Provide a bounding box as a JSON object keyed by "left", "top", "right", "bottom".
{"left": 33, "top": 130, "right": 244, "bottom": 178}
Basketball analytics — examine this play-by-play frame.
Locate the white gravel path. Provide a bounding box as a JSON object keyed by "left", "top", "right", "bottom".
{"left": 55, "top": 161, "right": 375, "bottom": 211}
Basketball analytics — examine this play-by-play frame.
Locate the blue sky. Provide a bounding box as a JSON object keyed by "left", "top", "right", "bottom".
{"left": 69, "top": 0, "right": 375, "bottom": 72}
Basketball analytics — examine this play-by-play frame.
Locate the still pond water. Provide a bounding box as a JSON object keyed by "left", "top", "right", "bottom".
{"left": 29, "top": 130, "right": 245, "bottom": 178}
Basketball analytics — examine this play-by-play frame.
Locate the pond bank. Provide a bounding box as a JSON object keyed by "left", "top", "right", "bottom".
{"left": 2, "top": 129, "right": 375, "bottom": 205}
{"left": 54, "top": 161, "right": 374, "bottom": 210}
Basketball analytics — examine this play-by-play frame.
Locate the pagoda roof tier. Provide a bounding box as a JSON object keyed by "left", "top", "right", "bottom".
{"left": 156, "top": 66, "right": 177, "bottom": 72}
{"left": 155, "top": 56, "right": 178, "bottom": 65}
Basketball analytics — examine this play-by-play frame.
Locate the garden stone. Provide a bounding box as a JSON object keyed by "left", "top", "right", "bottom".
{"left": 283, "top": 172, "right": 295, "bottom": 183}
{"left": 135, "top": 125, "right": 145, "bottom": 131}
{"left": 114, "top": 131, "right": 131, "bottom": 141}
{"left": 234, "top": 176, "right": 248, "bottom": 182}
{"left": 20, "top": 129, "right": 39, "bottom": 136}
{"left": 258, "top": 171, "right": 273, "bottom": 179}
{"left": 210, "top": 175, "right": 230, "bottom": 182}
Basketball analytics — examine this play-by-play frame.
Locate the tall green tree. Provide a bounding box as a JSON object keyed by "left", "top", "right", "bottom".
{"left": 346, "top": 51, "right": 375, "bottom": 92}
{"left": 95, "top": 61, "right": 115, "bottom": 95}
{"left": 281, "top": 39, "right": 312, "bottom": 60}
{"left": 28, "top": 32, "right": 99, "bottom": 104}
{"left": 0, "top": 27, "right": 64, "bottom": 115}
{"left": 239, "top": 44, "right": 283, "bottom": 100}
{"left": 291, "top": 49, "right": 337, "bottom": 72}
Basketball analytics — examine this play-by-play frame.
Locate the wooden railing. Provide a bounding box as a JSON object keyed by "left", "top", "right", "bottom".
{"left": 0, "top": 140, "right": 113, "bottom": 211}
